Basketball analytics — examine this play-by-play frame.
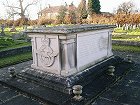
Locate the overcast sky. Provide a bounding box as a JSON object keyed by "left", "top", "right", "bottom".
{"left": 0, "top": 0, "right": 140, "bottom": 19}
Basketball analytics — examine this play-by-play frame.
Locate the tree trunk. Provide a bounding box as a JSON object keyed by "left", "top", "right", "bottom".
{"left": 19, "top": 0, "right": 27, "bottom": 26}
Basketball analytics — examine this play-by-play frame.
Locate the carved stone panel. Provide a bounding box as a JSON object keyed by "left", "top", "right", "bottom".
{"left": 37, "top": 37, "right": 58, "bottom": 67}
{"left": 33, "top": 36, "right": 60, "bottom": 74}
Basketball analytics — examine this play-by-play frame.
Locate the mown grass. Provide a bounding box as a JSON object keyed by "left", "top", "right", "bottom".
{"left": 114, "top": 28, "right": 127, "bottom": 33}
{"left": 0, "top": 27, "right": 23, "bottom": 32}
{"left": 114, "top": 28, "right": 140, "bottom": 35}
{"left": 112, "top": 44, "right": 140, "bottom": 52}
{"left": 4, "top": 31, "right": 20, "bottom": 36}
{"left": 112, "top": 38, "right": 140, "bottom": 42}
{"left": 113, "top": 28, "right": 140, "bottom": 42}
{"left": 0, "top": 27, "right": 24, "bottom": 36}
{"left": 0, "top": 52, "right": 32, "bottom": 68}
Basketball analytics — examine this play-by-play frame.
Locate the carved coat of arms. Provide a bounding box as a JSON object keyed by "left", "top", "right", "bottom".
{"left": 37, "top": 37, "right": 58, "bottom": 67}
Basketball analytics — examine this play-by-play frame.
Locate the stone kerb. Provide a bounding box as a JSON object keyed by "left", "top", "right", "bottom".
{"left": 112, "top": 40, "right": 140, "bottom": 47}
{"left": 0, "top": 46, "right": 32, "bottom": 58}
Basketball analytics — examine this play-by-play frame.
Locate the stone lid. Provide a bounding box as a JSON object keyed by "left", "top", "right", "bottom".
{"left": 26, "top": 24, "right": 116, "bottom": 34}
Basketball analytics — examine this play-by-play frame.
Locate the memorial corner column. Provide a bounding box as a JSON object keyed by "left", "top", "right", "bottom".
{"left": 60, "top": 38, "right": 77, "bottom": 76}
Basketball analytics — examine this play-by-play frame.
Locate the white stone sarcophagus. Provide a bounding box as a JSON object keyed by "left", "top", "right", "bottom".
{"left": 25, "top": 24, "right": 116, "bottom": 94}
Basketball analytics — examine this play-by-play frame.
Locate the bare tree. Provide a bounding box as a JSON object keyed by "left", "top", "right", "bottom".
{"left": 3, "top": 0, "right": 38, "bottom": 25}
{"left": 114, "top": 1, "right": 140, "bottom": 30}
{"left": 116, "top": 1, "right": 135, "bottom": 14}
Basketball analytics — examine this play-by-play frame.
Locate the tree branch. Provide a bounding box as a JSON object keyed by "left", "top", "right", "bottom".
{"left": 2, "top": 0, "right": 39, "bottom": 20}
{"left": 23, "top": 0, "right": 38, "bottom": 13}
{"left": 7, "top": 6, "right": 21, "bottom": 9}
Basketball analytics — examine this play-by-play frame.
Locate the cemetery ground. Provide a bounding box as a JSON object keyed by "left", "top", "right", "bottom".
{"left": 0, "top": 50, "right": 139, "bottom": 105}
{"left": 113, "top": 28, "right": 140, "bottom": 42}
{"left": 0, "top": 27, "right": 140, "bottom": 105}
{"left": 0, "top": 27, "right": 30, "bottom": 52}
{"left": 0, "top": 27, "right": 31, "bottom": 68}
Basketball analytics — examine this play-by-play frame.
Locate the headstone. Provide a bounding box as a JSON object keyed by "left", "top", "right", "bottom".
{"left": 0, "top": 24, "right": 5, "bottom": 36}
{"left": 10, "top": 26, "right": 17, "bottom": 32}
{"left": 24, "top": 24, "right": 116, "bottom": 94}
{"left": 133, "top": 25, "right": 136, "bottom": 29}
{"left": 23, "top": 25, "right": 27, "bottom": 31}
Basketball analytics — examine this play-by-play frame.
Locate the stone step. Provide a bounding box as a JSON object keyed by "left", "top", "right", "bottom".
{"left": 0, "top": 57, "right": 134, "bottom": 105}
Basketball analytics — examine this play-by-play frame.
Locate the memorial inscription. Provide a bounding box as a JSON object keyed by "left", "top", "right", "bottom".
{"left": 77, "top": 30, "right": 110, "bottom": 70}
{"left": 99, "top": 36, "right": 108, "bottom": 50}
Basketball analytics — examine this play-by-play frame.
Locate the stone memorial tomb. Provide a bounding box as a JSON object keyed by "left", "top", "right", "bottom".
{"left": 23, "top": 24, "right": 116, "bottom": 94}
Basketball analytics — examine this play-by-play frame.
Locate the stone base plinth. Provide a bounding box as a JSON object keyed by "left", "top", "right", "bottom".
{"left": 18, "top": 56, "right": 121, "bottom": 94}
{"left": 0, "top": 56, "right": 135, "bottom": 105}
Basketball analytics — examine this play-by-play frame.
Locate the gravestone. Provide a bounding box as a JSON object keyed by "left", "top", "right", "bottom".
{"left": 0, "top": 24, "right": 5, "bottom": 36}
{"left": 10, "top": 26, "right": 17, "bottom": 32}
{"left": 24, "top": 24, "right": 116, "bottom": 94}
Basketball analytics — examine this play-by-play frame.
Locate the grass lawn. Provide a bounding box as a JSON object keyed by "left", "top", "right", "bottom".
{"left": 114, "top": 28, "right": 140, "bottom": 35}
{"left": 112, "top": 38, "right": 140, "bottom": 42}
{"left": 113, "top": 28, "right": 140, "bottom": 42}
{"left": 0, "top": 52, "right": 32, "bottom": 68}
{"left": 112, "top": 44, "right": 140, "bottom": 52}
{"left": 114, "top": 28, "right": 127, "bottom": 33}
{"left": 0, "top": 27, "right": 24, "bottom": 36}
{"left": 0, "top": 27, "right": 24, "bottom": 32}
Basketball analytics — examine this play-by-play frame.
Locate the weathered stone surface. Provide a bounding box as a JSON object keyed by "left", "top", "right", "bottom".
{"left": 0, "top": 83, "right": 44, "bottom": 105}
{"left": 2, "top": 95, "right": 43, "bottom": 105}
{"left": 91, "top": 51, "right": 140, "bottom": 105}
{"left": 26, "top": 24, "right": 116, "bottom": 34}
{"left": 113, "top": 51, "right": 140, "bottom": 64}
{"left": 0, "top": 100, "right": 2, "bottom": 104}
{"left": 0, "top": 89, "right": 19, "bottom": 101}
{"left": 93, "top": 97, "right": 122, "bottom": 105}
{"left": 0, "top": 85, "right": 10, "bottom": 93}
{"left": 19, "top": 56, "right": 119, "bottom": 94}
